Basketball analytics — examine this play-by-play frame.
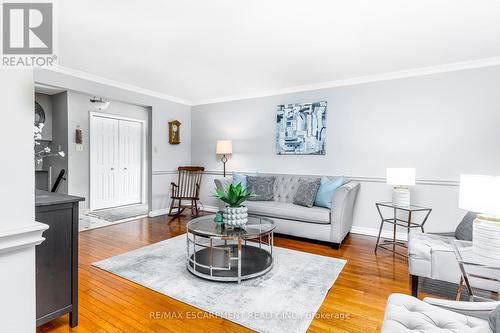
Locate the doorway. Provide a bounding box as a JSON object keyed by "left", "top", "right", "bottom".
{"left": 90, "top": 113, "right": 145, "bottom": 211}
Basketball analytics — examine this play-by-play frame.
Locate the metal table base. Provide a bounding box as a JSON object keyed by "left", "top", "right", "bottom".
{"left": 186, "top": 229, "right": 274, "bottom": 284}
{"left": 374, "top": 202, "right": 432, "bottom": 257}
{"left": 187, "top": 244, "right": 273, "bottom": 282}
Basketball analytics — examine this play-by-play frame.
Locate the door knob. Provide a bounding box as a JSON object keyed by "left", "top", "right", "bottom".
{"left": 111, "top": 167, "right": 114, "bottom": 170}
{"left": 124, "top": 167, "right": 128, "bottom": 170}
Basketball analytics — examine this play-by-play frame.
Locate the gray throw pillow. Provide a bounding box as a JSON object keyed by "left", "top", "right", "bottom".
{"left": 490, "top": 305, "right": 500, "bottom": 333}
{"left": 293, "top": 178, "right": 321, "bottom": 208}
{"left": 247, "top": 176, "right": 275, "bottom": 201}
{"left": 455, "top": 211, "right": 477, "bottom": 241}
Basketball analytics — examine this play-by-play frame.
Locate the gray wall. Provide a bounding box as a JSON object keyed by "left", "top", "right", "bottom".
{"left": 34, "top": 68, "right": 191, "bottom": 212}
{"left": 48, "top": 92, "right": 69, "bottom": 193}
{"left": 66, "top": 91, "right": 150, "bottom": 210}
{"left": 191, "top": 66, "right": 500, "bottom": 235}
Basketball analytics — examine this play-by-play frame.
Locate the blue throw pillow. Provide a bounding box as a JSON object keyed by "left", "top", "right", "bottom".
{"left": 232, "top": 172, "right": 248, "bottom": 188}
{"left": 314, "top": 176, "right": 345, "bottom": 209}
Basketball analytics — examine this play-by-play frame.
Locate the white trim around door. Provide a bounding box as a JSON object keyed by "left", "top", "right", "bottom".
{"left": 89, "top": 112, "right": 147, "bottom": 211}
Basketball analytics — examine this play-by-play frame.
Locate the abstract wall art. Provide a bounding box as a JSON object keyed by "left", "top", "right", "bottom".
{"left": 276, "top": 101, "right": 327, "bottom": 155}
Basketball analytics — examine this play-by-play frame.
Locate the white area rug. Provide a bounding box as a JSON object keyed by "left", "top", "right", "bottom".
{"left": 93, "top": 234, "right": 346, "bottom": 333}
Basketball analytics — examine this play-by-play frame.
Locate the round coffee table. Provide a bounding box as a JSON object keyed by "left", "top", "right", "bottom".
{"left": 186, "top": 215, "right": 275, "bottom": 283}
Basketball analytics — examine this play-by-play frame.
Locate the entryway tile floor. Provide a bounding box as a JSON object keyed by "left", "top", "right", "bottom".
{"left": 79, "top": 214, "right": 112, "bottom": 231}
{"left": 79, "top": 204, "right": 149, "bottom": 232}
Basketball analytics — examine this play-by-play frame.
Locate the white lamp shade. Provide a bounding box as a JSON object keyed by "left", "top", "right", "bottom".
{"left": 459, "top": 174, "right": 500, "bottom": 216}
{"left": 386, "top": 168, "right": 416, "bottom": 186}
{"left": 216, "top": 140, "right": 232, "bottom": 155}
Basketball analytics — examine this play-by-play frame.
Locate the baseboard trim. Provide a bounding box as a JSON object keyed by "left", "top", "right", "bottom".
{"left": 148, "top": 208, "right": 169, "bottom": 217}
{"left": 350, "top": 225, "right": 408, "bottom": 241}
{"left": 149, "top": 205, "right": 218, "bottom": 217}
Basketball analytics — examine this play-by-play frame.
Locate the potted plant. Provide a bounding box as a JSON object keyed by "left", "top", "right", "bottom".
{"left": 213, "top": 183, "right": 255, "bottom": 228}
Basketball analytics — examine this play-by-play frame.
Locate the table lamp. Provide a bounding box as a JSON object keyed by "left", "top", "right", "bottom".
{"left": 459, "top": 174, "right": 500, "bottom": 260}
{"left": 216, "top": 140, "right": 232, "bottom": 177}
{"left": 386, "top": 168, "right": 416, "bottom": 207}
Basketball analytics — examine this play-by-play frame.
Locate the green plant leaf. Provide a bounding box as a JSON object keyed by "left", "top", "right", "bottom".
{"left": 212, "top": 183, "right": 255, "bottom": 207}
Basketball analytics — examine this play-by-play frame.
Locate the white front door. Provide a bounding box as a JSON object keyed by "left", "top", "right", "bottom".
{"left": 90, "top": 115, "right": 143, "bottom": 210}
{"left": 118, "top": 120, "right": 142, "bottom": 206}
{"left": 90, "top": 116, "right": 120, "bottom": 210}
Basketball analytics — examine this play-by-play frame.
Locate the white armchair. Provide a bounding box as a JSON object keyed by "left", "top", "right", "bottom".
{"left": 382, "top": 293, "right": 499, "bottom": 333}
{"left": 408, "top": 230, "right": 462, "bottom": 296}
{"left": 408, "top": 212, "right": 500, "bottom": 298}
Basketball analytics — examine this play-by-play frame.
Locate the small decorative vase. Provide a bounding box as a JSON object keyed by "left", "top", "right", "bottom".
{"left": 223, "top": 205, "right": 248, "bottom": 228}
{"left": 214, "top": 211, "right": 224, "bottom": 225}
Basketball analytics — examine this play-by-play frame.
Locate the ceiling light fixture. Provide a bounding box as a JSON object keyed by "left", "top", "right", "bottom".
{"left": 90, "top": 96, "right": 111, "bottom": 110}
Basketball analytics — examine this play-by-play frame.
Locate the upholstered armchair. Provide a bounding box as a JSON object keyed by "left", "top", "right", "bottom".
{"left": 408, "top": 212, "right": 500, "bottom": 298}
{"left": 382, "top": 293, "right": 499, "bottom": 332}
{"left": 408, "top": 230, "right": 462, "bottom": 297}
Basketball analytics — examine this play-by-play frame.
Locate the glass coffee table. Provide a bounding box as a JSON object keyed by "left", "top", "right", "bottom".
{"left": 452, "top": 240, "right": 500, "bottom": 301}
{"left": 186, "top": 215, "right": 275, "bottom": 284}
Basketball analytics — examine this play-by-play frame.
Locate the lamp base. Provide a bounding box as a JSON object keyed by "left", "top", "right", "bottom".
{"left": 473, "top": 214, "right": 500, "bottom": 260}
{"left": 221, "top": 155, "right": 228, "bottom": 177}
{"left": 392, "top": 187, "right": 410, "bottom": 207}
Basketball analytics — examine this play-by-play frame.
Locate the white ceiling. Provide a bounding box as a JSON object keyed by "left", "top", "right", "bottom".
{"left": 57, "top": 0, "right": 500, "bottom": 104}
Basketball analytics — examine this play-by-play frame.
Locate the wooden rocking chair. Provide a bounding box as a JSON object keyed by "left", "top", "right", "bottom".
{"left": 168, "top": 166, "right": 205, "bottom": 217}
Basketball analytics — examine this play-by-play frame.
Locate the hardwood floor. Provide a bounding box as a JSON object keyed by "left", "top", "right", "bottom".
{"left": 37, "top": 213, "right": 426, "bottom": 333}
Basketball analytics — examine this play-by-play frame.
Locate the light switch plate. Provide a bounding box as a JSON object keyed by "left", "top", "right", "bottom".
{"left": 76, "top": 144, "right": 84, "bottom": 152}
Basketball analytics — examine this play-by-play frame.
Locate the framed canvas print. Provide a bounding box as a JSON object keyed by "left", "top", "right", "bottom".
{"left": 276, "top": 101, "right": 327, "bottom": 155}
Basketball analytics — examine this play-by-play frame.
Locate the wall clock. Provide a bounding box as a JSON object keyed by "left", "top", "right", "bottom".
{"left": 168, "top": 120, "right": 181, "bottom": 144}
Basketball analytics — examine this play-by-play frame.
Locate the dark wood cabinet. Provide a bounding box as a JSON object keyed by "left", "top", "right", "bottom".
{"left": 35, "top": 190, "right": 84, "bottom": 327}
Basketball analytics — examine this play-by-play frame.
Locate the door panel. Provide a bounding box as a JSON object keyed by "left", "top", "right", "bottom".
{"left": 90, "top": 116, "right": 120, "bottom": 210}
{"left": 91, "top": 116, "right": 143, "bottom": 210}
{"left": 118, "top": 120, "right": 142, "bottom": 205}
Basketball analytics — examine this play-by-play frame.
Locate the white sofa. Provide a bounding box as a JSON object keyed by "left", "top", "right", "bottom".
{"left": 382, "top": 293, "right": 498, "bottom": 333}
{"left": 214, "top": 173, "right": 360, "bottom": 249}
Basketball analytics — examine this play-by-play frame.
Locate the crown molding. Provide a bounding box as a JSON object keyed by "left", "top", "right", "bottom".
{"left": 46, "top": 56, "right": 500, "bottom": 107}
{"left": 191, "top": 56, "right": 500, "bottom": 106}
{"left": 47, "top": 65, "right": 193, "bottom": 106}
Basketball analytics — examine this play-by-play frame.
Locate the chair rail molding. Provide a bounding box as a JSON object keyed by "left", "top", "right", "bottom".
{"left": 200, "top": 170, "right": 460, "bottom": 187}
{"left": 152, "top": 170, "right": 178, "bottom": 176}
{"left": 0, "top": 222, "right": 49, "bottom": 254}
